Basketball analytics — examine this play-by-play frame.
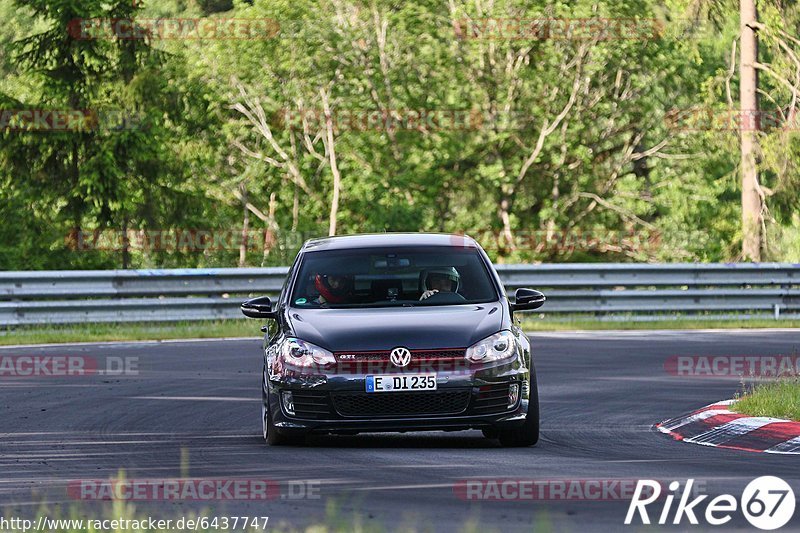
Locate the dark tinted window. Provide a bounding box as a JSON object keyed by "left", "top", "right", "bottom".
{"left": 290, "top": 247, "right": 498, "bottom": 308}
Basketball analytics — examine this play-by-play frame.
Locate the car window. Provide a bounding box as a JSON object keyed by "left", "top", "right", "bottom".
{"left": 290, "top": 247, "right": 498, "bottom": 308}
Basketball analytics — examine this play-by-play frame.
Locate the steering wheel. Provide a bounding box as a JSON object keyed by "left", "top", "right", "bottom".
{"left": 420, "top": 291, "right": 466, "bottom": 304}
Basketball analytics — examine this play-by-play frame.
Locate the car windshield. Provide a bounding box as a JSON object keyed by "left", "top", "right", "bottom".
{"left": 290, "top": 246, "right": 499, "bottom": 308}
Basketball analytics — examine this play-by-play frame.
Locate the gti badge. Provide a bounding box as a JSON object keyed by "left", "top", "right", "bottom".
{"left": 390, "top": 347, "right": 412, "bottom": 368}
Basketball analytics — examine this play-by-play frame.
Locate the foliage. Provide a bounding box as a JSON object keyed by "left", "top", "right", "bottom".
{"left": 735, "top": 378, "right": 800, "bottom": 421}
{"left": 1, "top": 0, "right": 799, "bottom": 268}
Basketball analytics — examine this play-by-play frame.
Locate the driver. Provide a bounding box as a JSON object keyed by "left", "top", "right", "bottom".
{"left": 420, "top": 267, "right": 460, "bottom": 300}
{"left": 314, "top": 273, "right": 353, "bottom": 305}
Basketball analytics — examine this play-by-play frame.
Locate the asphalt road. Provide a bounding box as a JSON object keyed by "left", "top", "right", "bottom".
{"left": 2, "top": 330, "right": 800, "bottom": 532}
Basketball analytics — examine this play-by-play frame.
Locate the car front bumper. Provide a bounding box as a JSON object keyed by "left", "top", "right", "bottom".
{"left": 264, "top": 362, "right": 532, "bottom": 434}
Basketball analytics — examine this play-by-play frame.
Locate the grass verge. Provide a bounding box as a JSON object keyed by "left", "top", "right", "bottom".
{"left": 733, "top": 380, "right": 800, "bottom": 421}
{"left": 4, "top": 496, "right": 542, "bottom": 533}
{"left": 0, "top": 317, "right": 798, "bottom": 346}
{"left": 518, "top": 317, "right": 800, "bottom": 331}
{"left": 0, "top": 320, "right": 259, "bottom": 346}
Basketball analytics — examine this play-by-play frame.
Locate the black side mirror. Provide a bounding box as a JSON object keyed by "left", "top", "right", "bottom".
{"left": 241, "top": 296, "right": 278, "bottom": 320}
{"left": 511, "top": 288, "right": 546, "bottom": 311}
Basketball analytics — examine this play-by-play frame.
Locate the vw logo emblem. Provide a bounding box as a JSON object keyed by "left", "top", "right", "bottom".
{"left": 390, "top": 347, "right": 412, "bottom": 368}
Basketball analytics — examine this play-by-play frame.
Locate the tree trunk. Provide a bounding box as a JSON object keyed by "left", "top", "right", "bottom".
{"left": 498, "top": 193, "right": 515, "bottom": 251}
{"left": 121, "top": 215, "right": 130, "bottom": 269}
{"left": 239, "top": 183, "right": 249, "bottom": 268}
{"left": 740, "top": 0, "right": 762, "bottom": 261}
{"left": 322, "top": 92, "right": 341, "bottom": 236}
{"left": 292, "top": 182, "right": 299, "bottom": 232}
{"left": 262, "top": 192, "right": 278, "bottom": 266}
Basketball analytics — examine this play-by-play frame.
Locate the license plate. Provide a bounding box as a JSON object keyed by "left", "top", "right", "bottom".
{"left": 365, "top": 374, "right": 437, "bottom": 393}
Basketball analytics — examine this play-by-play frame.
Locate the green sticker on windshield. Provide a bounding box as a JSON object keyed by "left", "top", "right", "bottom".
{"left": 295, "top": 298, "right": 307, "bottom": 304}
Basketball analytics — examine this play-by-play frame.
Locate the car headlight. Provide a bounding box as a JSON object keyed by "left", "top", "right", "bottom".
{"left": 279, "top": 338, "right": 335, "bottom": 369}
{"left": 465, "top": 330, "right": 517, "bottom": 363}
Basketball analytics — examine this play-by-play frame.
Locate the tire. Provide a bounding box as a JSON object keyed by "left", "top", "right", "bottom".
{"left": 263, "top": 401, "right": 294, "bottom": 446}
{"left": 481, "top": 428, "right": 499, "bottom": 439}
{"left": 497, "top": 375, "right": 540, "bottom": 447}
{"left": 262, "top": 372, "right": 302, "bottom": 446}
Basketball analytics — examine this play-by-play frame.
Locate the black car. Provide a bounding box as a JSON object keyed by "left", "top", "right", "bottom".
{"left": 241, "top": 233, "right": 545, "bottom": 446}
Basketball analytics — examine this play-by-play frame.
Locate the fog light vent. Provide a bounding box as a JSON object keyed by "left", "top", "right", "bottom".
{"left": 508, "top": 383, "right": 520, "bottom": 407}
{"left": 282, "top": 391, "right": 295, "bottom": 416}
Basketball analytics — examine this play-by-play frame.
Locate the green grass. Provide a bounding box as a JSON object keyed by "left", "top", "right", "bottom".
{"left": 0, "top": 320, "right": 260, "bottom": 346}
{"left": 518, "top": 317, "right": 800, "bottom": 331}
{"left": 0, "top": 316, "right": 797, "bottom": 346}
{"left": 5, "top": 466, "right": 549, "bottom": 533}
{"left": 8, "top": 497, "right": 552, "bottom": 533}
{"left": 733, "top": 379, "right": 800, "bottom": 421}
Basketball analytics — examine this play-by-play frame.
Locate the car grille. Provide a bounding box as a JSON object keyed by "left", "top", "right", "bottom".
{"left": 332, "top": 390, "right": 471, "bottom": 418}
{"left": 333, "top": 349, "right": 467, "bottom": 373}
{"left": 472, "top": 382, "right": 513, "bottom": 414}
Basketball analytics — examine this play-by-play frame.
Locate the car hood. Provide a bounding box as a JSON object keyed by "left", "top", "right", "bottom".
{"left": 285, "top": 303, "right": 506, "bottom": 352}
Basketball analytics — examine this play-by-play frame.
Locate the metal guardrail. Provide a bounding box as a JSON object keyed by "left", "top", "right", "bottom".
{"left": 1, "top": 264, "right": 799, "bottom": 326}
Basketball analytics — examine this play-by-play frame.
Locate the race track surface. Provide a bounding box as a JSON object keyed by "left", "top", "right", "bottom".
{"left": 2, "top": 330, "right": 799, "bottom": 531}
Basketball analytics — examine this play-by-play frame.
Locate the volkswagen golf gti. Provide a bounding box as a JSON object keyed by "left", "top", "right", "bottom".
{"left": 241, "top": 233, "right": 545, "bottom": 446}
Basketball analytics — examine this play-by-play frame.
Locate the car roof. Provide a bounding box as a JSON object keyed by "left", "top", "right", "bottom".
{"left": 301, "top": 233, "right": 479, "bottom": 252}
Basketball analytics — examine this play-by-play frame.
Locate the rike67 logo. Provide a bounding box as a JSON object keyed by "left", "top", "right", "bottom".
{"left": 626, "top": 477, "right": 795, "bottom": 530}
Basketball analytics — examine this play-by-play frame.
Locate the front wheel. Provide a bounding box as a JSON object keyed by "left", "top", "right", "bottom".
{"left": 262, "top": 400, "right": 291, "bottom": 445}
{"left": 262, "top": 375, "right": 302, "bottom": 446}
{"left": 496, "top": 376, "right": 540, "bottom": 447}
{"left": 481, "top": 428, "right": 499, "bottom": 439}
